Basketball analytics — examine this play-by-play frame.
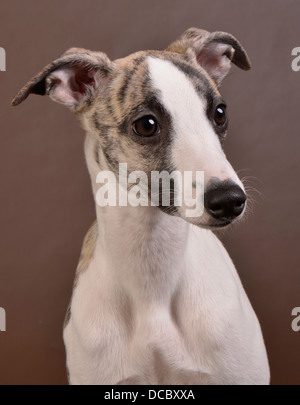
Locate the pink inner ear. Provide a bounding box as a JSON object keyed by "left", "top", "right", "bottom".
{"left": 71, "top": 66, "right": 98, "bottom": 94}
{"left": 196, "top": 42, "right": 234, "bottom": 84}
{"left": 48, "top": 65, "right": 100, "bottom": 108}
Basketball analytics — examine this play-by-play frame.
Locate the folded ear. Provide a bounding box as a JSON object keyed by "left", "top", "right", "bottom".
{"left": 166, "top": 28, "right": 251, "bottom": 86}
{"left": 11, "top": 48, "right": 113, "bottom": 111}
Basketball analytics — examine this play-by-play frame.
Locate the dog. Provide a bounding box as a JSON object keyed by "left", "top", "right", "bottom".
{"left": 12, "top": 28, "right": 270, "bottom": 385}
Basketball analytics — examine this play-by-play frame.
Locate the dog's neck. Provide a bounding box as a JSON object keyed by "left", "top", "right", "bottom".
{"left": 84, "top": 132, "right": 190, "bottom": 300}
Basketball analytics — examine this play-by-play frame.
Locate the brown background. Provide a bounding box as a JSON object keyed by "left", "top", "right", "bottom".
{"left": 0, "top": 0, "right": 299, "bottom": 385}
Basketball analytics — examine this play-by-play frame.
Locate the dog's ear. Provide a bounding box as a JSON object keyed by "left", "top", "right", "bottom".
{"left": 167, "top": 28, "right": 251, "bottom": 85}
{"left": 11, "top": 48, "right": 113, "bottom": 111}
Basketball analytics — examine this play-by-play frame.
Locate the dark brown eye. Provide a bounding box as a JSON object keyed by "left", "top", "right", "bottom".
{"left": 132, "top": 116, "right": 160, "bottom": 137}
{"left": 214, "top": 104, "right": 227, "bottom": 126}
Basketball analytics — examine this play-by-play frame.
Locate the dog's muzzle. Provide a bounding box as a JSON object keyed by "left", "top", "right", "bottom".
{"left": 204, "top": 180, "right": 246, "bottom": 224}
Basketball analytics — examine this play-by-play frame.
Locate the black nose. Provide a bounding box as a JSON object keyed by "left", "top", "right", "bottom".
{"left": 204, "top": 182, "right": 246, "bottom": 221}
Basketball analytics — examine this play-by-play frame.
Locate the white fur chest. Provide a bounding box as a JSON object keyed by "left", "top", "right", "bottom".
{"left": 64, "top": 226, "right": 269, "bottom": 385}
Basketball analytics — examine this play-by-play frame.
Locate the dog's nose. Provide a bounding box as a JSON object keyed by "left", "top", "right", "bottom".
{"left": 204, "top": 182, "right": 246, "bottom": 221}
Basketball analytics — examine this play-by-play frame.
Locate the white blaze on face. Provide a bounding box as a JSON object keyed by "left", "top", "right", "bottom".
{"left": 147, "top": 57, "right": 241, "bottom": 187}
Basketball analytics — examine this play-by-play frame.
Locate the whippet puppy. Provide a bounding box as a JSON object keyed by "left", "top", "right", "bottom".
{"left": 12, "top": 28, "right": 270, "bottom": 385}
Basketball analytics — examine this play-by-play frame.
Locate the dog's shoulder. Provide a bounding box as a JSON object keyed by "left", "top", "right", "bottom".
{"left": 76, "top": 220, "right": 98, "bottom": 276}
{"left": 63, "top": 220, "right": 98, "bottom": 329}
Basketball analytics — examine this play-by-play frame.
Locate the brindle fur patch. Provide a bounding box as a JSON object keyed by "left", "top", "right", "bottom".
{"left": 63, "top": 220, "right": 98, "bottom": 329}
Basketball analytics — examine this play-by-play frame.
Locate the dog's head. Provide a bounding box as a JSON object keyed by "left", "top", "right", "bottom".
{"left": 12, "top": 28, "right": 251, "bottom": 229}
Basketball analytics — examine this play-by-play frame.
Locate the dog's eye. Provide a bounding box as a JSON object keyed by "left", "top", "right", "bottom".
{"left": 214, "top": 104, "right": 227, "bottom": 126}
{"left": 132, "top": 116, "right": 160, "bottom": 137}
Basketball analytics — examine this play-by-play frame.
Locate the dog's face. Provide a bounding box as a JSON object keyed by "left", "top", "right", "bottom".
{"left": 12, "top": 28, "right": 251, "bottom": 229}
